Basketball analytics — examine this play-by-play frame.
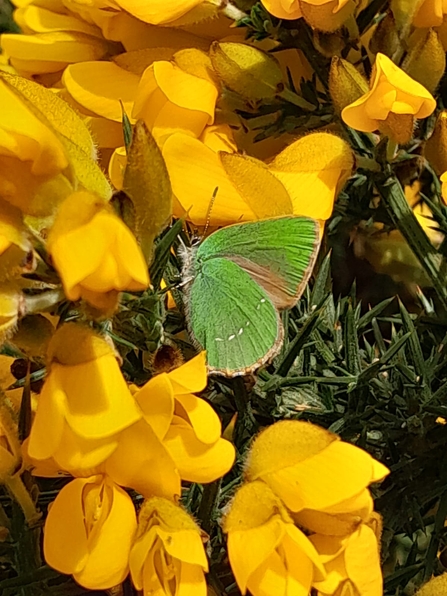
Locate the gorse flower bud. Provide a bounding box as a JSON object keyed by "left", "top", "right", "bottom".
{"left": 426, "top": 110, "right": 447, "bottom": 175}
{"left": 329, "top": 56, "right": 369, "bottom": 114}
{"left": 402, "top": 28, "right": 446, "bottom": 94}
{"left": 210, "top": 42, "right": 285, "bottom": 102}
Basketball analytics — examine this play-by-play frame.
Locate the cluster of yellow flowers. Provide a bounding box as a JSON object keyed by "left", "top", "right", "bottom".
{"left": 2, "top": 0, "right": 447, "bottom": 594}
{"left": 3, "top": 322, "right": 234, "bottom": 592}
{"left": 223, "top": 420, "right": 389, "bottom": 596}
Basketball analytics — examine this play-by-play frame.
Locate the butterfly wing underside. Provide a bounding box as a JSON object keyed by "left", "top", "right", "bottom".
{"left": 195, "top": 217, "right": 320, "bottom": 309}
{"left": 188, "top": 258, "right": 282, "bottom": 376}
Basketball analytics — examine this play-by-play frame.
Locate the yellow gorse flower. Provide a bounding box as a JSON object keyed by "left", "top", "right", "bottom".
{"left": 223, "top": 481, "right": 326, "bottom": 596}
{"left": 47, "top": 191, "right": 149, "bottom": 311}
{"left": 311, "top": 520, "right": 383, "bottom": 596}
{"left": 43, "top": 475, "right": 137, "bottom": 590}
{"left": 163, "top": 130, "right": 353, "bottom": 226}
{"left": 245, "top": 420, "right": 389, "bottom": 513}
{"left": 134, "top": 352, "right": 236, "bottom": 484}
{"left": 27, "top": 324, "right": 142, "bottom": 471}
{"left": 129, "top": 497, "right": 208, "bottom": 596}
{"left": 342, "top": 53, "right": 436, "bottom": 143}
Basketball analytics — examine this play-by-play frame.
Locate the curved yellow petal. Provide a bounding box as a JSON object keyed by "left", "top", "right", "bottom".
{"left": 168, "top": 352, "right": 207, "bottom": 394}
{"left": 2, "top": 31, "right": 110, "bottom": 67}
{"left": 27, "top": 372, "right": 65, "bottom": 460}
{"left": 174, "top": 393, "right": 221, "bottom": 444}
{"left": 153, "top": 60, "right": 217, "bottom": 120}
{"left": 74, "top": 479, "right": 137, "bottom": 590}
{"left": 54, "top": 358, "right": 141, "bottom": 439}
{"left": 177, "top": 561, "right": 207, "bottom": 596}
{"left": 135, "top": 372, "right": 174, "bottom": 440}
{"left": 261, "top": 0, "right": 302, "bottom": 19}
{"left": 129, "top": 526, "right": 158, "bottom": 590}
{"left": 105, "top": 419, "right": 181, "bottom": 500}
{"left": 269, "top": 132, "right": 353, "bottom": 220}
{"left": 228, "top": 517, "right": 285, "bottom": 593}
{"left": 246, "top": 550, "right": 287, "bottom": 596}
{"left": 163, "top": 133, "right": 256, "bottom": 226}
{"left": 53, "top": 421, "right": 119, "bottom": 472}
{"left": 345, "top": 525, "right": 382, "bottom": 596}
{"left": 163, "top": 419, "right": 235, "bottom": 483}
{"left": 157, "top": 528, "right": 208, "bottom": 569}
{"left": 15, "top": 5, "right": 103, "bottom": 37}
{"left": 112, "top": 0, "right": 204, "bottom": 25}
{"left": 43, "top": 477, "right": 91, "bottom": 574}
{"left": 63, "top": 61, "right": 140, "bottom": 121}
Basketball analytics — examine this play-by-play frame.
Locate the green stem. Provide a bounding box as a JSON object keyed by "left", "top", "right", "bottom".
{"left": 376, "top": 174, "right": 447, "bottom": 310}
{"left": 386, "top": 139, "right": 398, "bottom": 162}
{"left": 277, "top": 87, "right": 316, "bottom": 111}
{"left": 197, "top": 479, "right": 221, "bottom": 535}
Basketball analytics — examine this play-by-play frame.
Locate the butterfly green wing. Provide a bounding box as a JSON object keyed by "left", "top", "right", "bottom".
{"left": 196, "top": 216, "right": 320, "bottom": 309}
{"left": 187, "top": 258, "right": 282, "bottom": 376}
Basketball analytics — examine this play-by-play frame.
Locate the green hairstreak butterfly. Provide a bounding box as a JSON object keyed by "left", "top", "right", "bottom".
{"left": 182, "top": 216, "right": 321, "bottom": 377}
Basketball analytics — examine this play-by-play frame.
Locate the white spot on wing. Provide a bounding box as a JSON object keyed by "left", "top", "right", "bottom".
{"left": 215, "top": 337, "right": 224, "bottom": 342}
{"left": 260, "top": 298, "right": 266, "bottom": 303}
{"left": 238, "top": 328, "right": 243, "bottom": 335}
{"left": 228, "top": 334, "right": 235, "bottom": 341}
{"left": 246, "top": 321, "right": 250, "bottom": 326}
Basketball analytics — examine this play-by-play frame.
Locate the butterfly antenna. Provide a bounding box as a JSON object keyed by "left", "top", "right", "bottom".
{"left": 203, "top": 187, "right": 219, "bottom": 238}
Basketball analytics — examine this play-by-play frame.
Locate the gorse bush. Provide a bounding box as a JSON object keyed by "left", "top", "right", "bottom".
{"left": 0, "top": 1, "right": 447, "bottom": 595}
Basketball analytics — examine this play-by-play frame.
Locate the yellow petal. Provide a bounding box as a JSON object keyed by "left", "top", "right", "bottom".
{"left": 63, "top": 61, "right": 140, "bottom": 121}
{"left": 246, "top": 550, "right": 287, "bottom": 596}
{"left": 27, "top": 372, "right": 65, "bottom": 460}
{"left": 53, "top": 421, "right": 119, "bottom": 472}
{"left": 261, "top": 0, "right": 302, "bottom": 19}
{"left": 246, "top": 420, "right": 337, "bottom": 480}
{"left": 15, "top": 5, "right": 103, "bottom": 37}
{"left": 0, "top": 77, "right": 68, "bottom": 177}
{"left": 163, "top": 418, "right": 235, "bottom": 483}
{"left": 220, "top": 153, "right": 293, "bottom": 219}
{"left": 177, "top": 561, "right": 207, "bottom": 596}
{"left": 168, "top": 352, "right": 207, "bottom": 394}
{"left": 74, "top": 479, "right": 137, "bottom": 590}
{"left": 129, "top": 526, "right": 158, "bottom": 590}
{"left": 269, "top": 132, "right": 353, "bottom": 220}
{"left": 163, "top": 133, "right": 256, "bottom": 226}
{"left": 345, "top": 525, "right": 382, "bottom": 596}
{"left": 135, "top": 372, "right": 174, "bottom": 440}
{"left": 105, "top": 419, "right": 181, "bottom": 500}
{"left": 285, "top": 524, "right": 326, "bottom": 579}
{"left": 266, "top": 441, "right": 384, "bottom": 511}
{"left": 52, "top": 358, "right": 141, "bottom": 439}
{"left": 112, "top": 0, "right": 204, "bottom": 25}
{"left": 1, "top": 31, "right": 110, "bottom": 70}
{"left": 228, "top": 517, "right": 285, "bottom": 593}
{"left": 157, "top": 527, "right": 208, "bottom": 569}
{"left": 43, "top": 477, "right": 91, "bottom": 574}
{"left": 174, "top": 393, "right": 221, "bottom": 444}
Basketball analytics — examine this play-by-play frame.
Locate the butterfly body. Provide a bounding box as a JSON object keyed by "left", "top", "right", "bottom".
{"left": 182, "top": 216, "right": 320, "bottom": 377}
